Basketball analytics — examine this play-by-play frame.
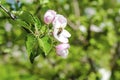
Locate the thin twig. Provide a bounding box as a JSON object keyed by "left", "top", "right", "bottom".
{"left": 0, "top": 4, "right": 16, "bottom": 20}
{"left": 73, "top": 0, "right": 80, "bottom": 27}
{"left": 73, "top": 0, "right": 80, "bottom": 17}
{"left": 67, "top": 19, "right": 78, "bottom": 30}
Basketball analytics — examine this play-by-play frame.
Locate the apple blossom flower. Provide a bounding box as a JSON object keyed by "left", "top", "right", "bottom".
{"left": 44, "top": 10, "right": 56, "bottom": 24}
{"left": 43, "top": 10, "right": 71, "bottom": 58}
{"left": 53, "top": 28, "right": 71, "bottom": 43}
{"left": 98, "top": 68, "right": 111, "bottom": 80}
{"left": 79, "top": 25, "right": 87, "bottom": 33}
{"left": 55, "top": 43, "right": 70, "bottom": 58}
{"left": 52, "top": 14, "right": 67, "bottom": 29}
{"left": 90, "top": 24, "right": 103, "bottom": 32}
{"left": 85, "top": 7, "right": 96, "bottom": 18}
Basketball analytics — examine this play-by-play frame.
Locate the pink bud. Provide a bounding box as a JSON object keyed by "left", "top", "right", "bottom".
{"left": 55, "top": 43, "right": 70, "bottom": 58}
{"left": 52, "top": 14, "right": 67, "bottom": 29}
{"left": 44, "top": 10, "right": 56, "bottom": 24}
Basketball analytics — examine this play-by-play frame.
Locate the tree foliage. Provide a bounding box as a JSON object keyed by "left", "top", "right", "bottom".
{"left": 0, "top": 0, "right": 120, "bottom": 80}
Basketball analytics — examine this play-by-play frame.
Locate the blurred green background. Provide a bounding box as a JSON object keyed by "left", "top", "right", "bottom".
{"left": 0, "top": 0, "right": 120, "bottom": 80}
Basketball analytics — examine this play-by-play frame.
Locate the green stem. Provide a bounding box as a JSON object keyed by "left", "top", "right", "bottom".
{"left": 46, "top": 24, "right": 50, "bottom": 35}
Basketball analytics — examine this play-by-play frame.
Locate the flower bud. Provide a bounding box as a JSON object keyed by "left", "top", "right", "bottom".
{"left": 44, "top": 10, "right": 56, "bottom": 24}
{"left": 56, "top": 43, "right": 70, "bottom": 58}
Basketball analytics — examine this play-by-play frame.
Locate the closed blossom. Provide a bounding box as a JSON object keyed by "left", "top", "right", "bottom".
{"left": 56, "top": 43, "right": 70, "bottom": 58}
{"left": 44, "top": 10, "right": 56, "bottom": 24}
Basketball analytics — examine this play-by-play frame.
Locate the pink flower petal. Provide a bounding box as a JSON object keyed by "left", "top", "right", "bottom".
{"left": 55, "top": 43, "right": 70, "bottom": 58}
{"left": 56, "top": 49, "right": 69, "bottom": 58}
{"left": 56, "top": 43, "right": 70, "bottom": 51}
{"left": 44, "top": 10, "right": 56, "bottom": 24}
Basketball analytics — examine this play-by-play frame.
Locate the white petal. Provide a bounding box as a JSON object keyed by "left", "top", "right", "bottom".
{"left": 52, "top": 14, "right": 67, "bottom": 29}
{"left": 58, "top": 35, "right": 69, "bottom": 43}
{"left": 61, "top": 30, "right": 71, "bottom": 38}
{"left": 53, "top": 29, "right": 69, "bottom": 43}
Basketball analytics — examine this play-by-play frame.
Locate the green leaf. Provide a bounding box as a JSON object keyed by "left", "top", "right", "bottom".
{"left": 26, "top": 34, "right": 37, "bottom": 55}
{"left": 38, "top": 36, "right": 52, "bottom": 55}
{"left": 26, "top": 34, "right": 39, "bottom": 63}
{"left": 17, "top": 20, "right": 30, "bottom": 29}
{"left": 34, "top": 16, "right": 41, "bottom": 29}
{"left": 29, "top": 46, "right": 40, "bottom": 63}
{"left": 18, "top": 11, "right": 35, "bottom": 25}
{"left": 40, "top": 25, "right": 47, "bottom": 34}
{"left": 34, "top": 16, "right": 43, "bottom": 34}
{"left": 26, "top": 34, "right": 46, "bottom": 63}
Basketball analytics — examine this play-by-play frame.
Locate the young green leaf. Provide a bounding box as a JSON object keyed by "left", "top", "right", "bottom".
{"left": 38, "top": 36, "right": 52, "bottom": 55}
{"left": 26, "top": 34, "right": 46, "bottom": 63}
{"left": 29, "top": 45, "right": 39, "bottom": 63}
{"left": 18, "top": 11, "right": 35, "bottom": 25}
{"left": 34, "top": 16, "right": 41, "bottom": 29}
{"left": 26, "top": 34, "right": 37, "bottom": 56}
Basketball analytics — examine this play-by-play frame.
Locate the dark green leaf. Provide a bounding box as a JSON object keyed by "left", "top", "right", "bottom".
{"left": 29, "top": 46, "right": 39, "bottom": 63}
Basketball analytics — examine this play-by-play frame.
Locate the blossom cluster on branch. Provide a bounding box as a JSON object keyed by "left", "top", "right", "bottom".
{"left": 44, "top": 10, "right": 71, "bottom": 58}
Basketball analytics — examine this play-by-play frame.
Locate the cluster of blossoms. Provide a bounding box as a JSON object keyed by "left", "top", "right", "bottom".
{"left": 44, "top": 10, "right": 71, "bottom": 58}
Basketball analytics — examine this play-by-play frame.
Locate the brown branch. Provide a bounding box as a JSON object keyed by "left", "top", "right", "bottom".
{"left": 67, "top": 19, "right": 78, "bottom": 30}
{"left": 57, "top": 0, "right": 80, "bottom": 30}
{"left": 73, "top": 0, "right": 80, "bottom": 17}
{"left": 73, "top": 0, "right": 80, "bottom": 27}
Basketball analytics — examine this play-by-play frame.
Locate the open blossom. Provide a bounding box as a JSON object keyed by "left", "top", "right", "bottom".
{"left": 84, "top": 7, "right": 96, "bottom": 18}
{"left": 52, "top": 14, "right": 67, "bottom": 29}
{"left": 52, "top": 14, "right": 71, "bottom": 43}
{"left": 56, "top": 43, "right": 70, "bottom": 58}
{"left": 53, "top": 28, "right": 71, "bottom": 43}
{"left": 43, "top": 10, "right": 71, "bottom": 58}
{"left": 44, "top": 10, "right": 56, "bottom": 24}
